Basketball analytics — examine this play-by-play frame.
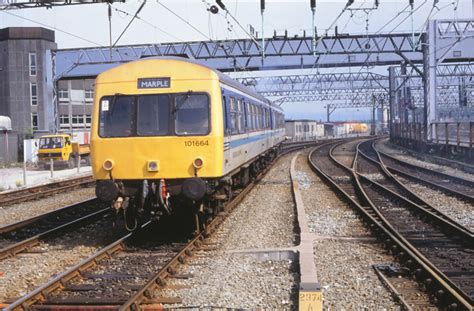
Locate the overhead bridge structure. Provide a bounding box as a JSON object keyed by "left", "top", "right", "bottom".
{"left": 42, "top": 18, "right": 473, "bottom": 146}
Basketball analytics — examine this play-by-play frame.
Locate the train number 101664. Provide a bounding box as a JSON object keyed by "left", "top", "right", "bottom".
{"left": 184, "top": 140, "right": 209, "bottom": 147}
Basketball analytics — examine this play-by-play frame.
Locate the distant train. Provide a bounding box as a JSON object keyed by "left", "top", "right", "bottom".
{"left": 347, "top": 123, "right": 368, "bottom": 134}
{"left": 91, "top": 57, "right": 285, "bottom": 231}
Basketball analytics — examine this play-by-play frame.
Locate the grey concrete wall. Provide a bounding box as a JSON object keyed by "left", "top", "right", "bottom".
{"left": 0, "top": 131, "right": 18, "bottom": 164}
{"left": 0, "top": 32, "right": 57, "bottom": 135}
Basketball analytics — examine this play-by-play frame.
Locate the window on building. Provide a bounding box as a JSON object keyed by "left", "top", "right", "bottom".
{"left": 31, "top": 112, "right": 38, "bottom": 130}
{"left": 71, "top": 114, "right": 85, "bottom": 127}
{"left": 59, "top": 115, "right": 70, "bottom": 128}
{"left": 85, "top": 114, "right": 92, "bottom": 125}
{"left": 58, "top": 80, "right": 69, "bottom": 103}
{"left": 85, "top": 90, "right": 94, "bottom": 103}
{"left": 58, "top": 90, "right": 69, "bottom": 102}
{"left": 30, "top": 83, "right": 38, "bottom": 106}
{"left": 29, "top": 53, "right": 37, "bottom": 76}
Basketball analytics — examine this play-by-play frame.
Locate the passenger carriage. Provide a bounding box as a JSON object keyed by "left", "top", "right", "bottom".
{"left": 91, "top": 57, "right": 285, "bottom": 230}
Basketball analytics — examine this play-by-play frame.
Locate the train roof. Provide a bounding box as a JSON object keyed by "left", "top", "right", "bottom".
{"left": 125, "top": 56, "right": 283, "bottom": 112}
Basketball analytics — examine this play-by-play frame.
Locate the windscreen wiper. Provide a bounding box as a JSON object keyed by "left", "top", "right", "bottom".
{"left": 173, "top": 90, "right": 193, "bottom": 115}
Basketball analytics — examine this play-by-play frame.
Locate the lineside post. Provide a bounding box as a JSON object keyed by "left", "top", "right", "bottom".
{"left": 23, "top": 162, "right": 27, "bottom": 186}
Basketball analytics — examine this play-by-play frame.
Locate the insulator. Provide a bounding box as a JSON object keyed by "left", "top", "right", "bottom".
{"left": 216, "top": 0, "right": 226, "bottom": 10}
{"left": 346, "top": 0, "right": 354, "bottom": 7}
{"left": 375, "top": 0, "right": 379, "bottom": 7}
{"left": 260, "top": 0, "right": 265, "bottom": 11}
{"left": 209, "top": 5, "right": 219, "bottom": 14}
{"left": 409, "top": 0, "right": 414, "bottom": 6}
{"left": 310, "top": 0, "right": 316, "bottom": 9}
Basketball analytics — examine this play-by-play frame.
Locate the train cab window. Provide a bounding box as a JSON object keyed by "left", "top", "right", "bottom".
{"left": 174, "top": 93, "right": 210, "bottom": 135}
{"left": 99, "top": 95, "right": 135, "bottom": 137}
{"left": 137, "top": 95, "right": 170, "bottom": 136}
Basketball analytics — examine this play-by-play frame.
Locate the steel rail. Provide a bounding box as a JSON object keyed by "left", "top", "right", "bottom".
{"left": 0, "top": 209, "right": 109, "bottom": 260}
{"left": 0, "top": 175, "right": 94, "bottom": 206}
{"left": 308, "top": 141, "right": 473, "bottom": 310}
{"left": 6, "top": 140, "right": 320, "bottom": 310}
{"left": 374, "top": 148, "right": 474, "bottom": 203}
{"left": 0, "top": 199, "right": 109, "bottom": 260}
{"left": 5, "top": 222, "right": 145, "bottom": 310}
{"left": 356, "top": 140, "right": 474, "bottom": 237}
{"left": 353, "top": 142, "right": 474, "bottom": 308}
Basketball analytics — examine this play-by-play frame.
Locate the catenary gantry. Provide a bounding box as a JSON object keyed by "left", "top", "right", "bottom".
{"left": 21, "top": 16, "right": 470, "bottom": 138}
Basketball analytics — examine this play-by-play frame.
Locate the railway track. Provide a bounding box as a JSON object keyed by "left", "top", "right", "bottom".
{"left": 5, "top": 141, "right": 318, "bottom": 310}
{"left": 371, "top": 142, "right": 474, "bottom": 202}
{"left": 309, "top": 139, "right": 474, "bottom": 310}
{"left": 356, "top": 140, "right": 473, "bottom": 236}
{"left": 0, "top": 175, "right": 94, "bottom": 206}
{"left": 0, "top": 199, "right": 108, "bottom": 260}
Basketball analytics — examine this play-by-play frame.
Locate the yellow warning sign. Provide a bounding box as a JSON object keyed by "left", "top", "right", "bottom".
{"left": 299, "top": 291, "right": 322, "bottom": 311}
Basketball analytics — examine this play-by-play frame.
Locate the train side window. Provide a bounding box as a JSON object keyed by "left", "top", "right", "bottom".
{"left": 246, "top": 102, "right": 252, "bottom": 130}
{"left": 222, "top": 95, "right": 229, "bottom": 135}
{"left": 174, "top": 93, "right": 210, "bottom": 136}
{"left": 99, "top": 95, "right": 135, "bottom": 138}
{"left": 237, "top": 99, "right": 245, "bottom": 133}
{"left": 137, "top": 95, "right": 170, "bottom": 136}
{"left": 230, "top": 97, "right": 238, "bottom": 134}
{"left": 265, "top": 109, "right": 270, "bottom": 129}
{"left": 254, "top": 105, "right": 258, "bottom": 130}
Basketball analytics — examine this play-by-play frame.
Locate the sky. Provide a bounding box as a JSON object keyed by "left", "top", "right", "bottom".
{"left": 1, "top": 0, "right": 473, "bottom": 121}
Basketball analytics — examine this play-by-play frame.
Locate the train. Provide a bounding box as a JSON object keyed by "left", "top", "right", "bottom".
{"left": 91, "top": 57, "right": 286, "bottom": 231}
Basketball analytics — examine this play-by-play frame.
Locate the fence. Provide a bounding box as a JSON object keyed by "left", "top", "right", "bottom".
{"left": 392, "top": 121, "right": 474, "bottom": 155}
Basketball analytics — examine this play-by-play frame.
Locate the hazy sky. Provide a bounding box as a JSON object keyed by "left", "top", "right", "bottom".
{"left": 1, "top": 0, "right": 472, "bottom": 121}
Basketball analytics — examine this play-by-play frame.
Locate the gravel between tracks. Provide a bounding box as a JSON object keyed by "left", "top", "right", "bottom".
{"left": 0, "top": 218, "right": 117, "bottom": 301}
{"left": 0, "top": 187, "right": 95, "bottom": 226}
{"left": 154, "top": 153, "right": 298, "bottom": 309}
{"left": 295, "top": 150, "right": 399, "bottom": 309}
{"left": 375, "top": 139, "right": 474, "bottom": 181}
{"left": 396, "top": 175, "right": 474, "bottom": 231}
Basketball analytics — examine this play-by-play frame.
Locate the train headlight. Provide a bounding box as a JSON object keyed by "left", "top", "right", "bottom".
{"left": 193, "top": 157, "right": 204, "bottom": 169}
{"left": 147, "top": 160, "right": 159, "bottom": 172}
{"left": 103, "top": 159, "right": 114, "bottom": 171}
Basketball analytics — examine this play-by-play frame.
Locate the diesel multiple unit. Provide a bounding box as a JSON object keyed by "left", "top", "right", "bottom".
{"left": 91, "top": 57, "right": 285, "bottom": 230}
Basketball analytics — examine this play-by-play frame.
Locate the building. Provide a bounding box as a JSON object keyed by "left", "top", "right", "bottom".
{"left": 0, "top": 27, "right": 57, "bottom": 135}
{"left": 285, "top": 119, "right": 324, "bottom": 141}
{"left": 57, "top": 78, "right": 94, "bottom": 130}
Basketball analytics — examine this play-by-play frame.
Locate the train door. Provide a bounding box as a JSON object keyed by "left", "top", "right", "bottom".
{"left": 222, "top": 89, "right": 232, "bottom": 175}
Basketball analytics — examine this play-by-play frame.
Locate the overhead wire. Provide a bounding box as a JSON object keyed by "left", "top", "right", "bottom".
{"left": 307, "top": 0, "right": 367, "bottom": 78}
{"left": 156, "top": 1, "right": 248, "bottom": 71}
{"left": 385, "top": 0, "right": 429, "bottom": 35}
{"left": 112, "top": 0, "right": 147, "bottom": 47}
{"left": 215, "top": 1, "right": 261, "bottom": 49}
{"left": 0, "top": 10, "right": 102, "bottom": 46}
{"left": 157, "top": 0, "right": 212, "bottom": 41}
{"left": 113, "top": 6, "right": 183, "bottom": 42}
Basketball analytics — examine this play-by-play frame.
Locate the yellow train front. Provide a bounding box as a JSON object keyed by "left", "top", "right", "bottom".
{"left": 91, "top": 57, "right": 285, "bottom": 231}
